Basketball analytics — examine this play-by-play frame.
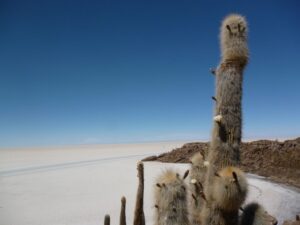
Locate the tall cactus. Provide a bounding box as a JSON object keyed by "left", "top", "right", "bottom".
{"left": 154, "top": 170, "right": 190, "bottom": 225}
{"left": 133, "top": 162, "right": 145, "bottom": 225}
{"left": 201, "top": 14, "right": 249, "bottom": 225}
{"left": 208, "top": 13, "right": 248, "bottom": 176}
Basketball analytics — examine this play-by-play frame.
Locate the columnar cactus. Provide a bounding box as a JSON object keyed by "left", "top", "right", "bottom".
{"left": 154, "top": 170, "right": 190, "bottom": 225}
{"left": 207, "top": 13, "right": 248, "bottom": 176}
{"left": 120, "top": 196, "right": 126, "bottom": 225}
{"left": 104, "top": 215, "right": 111, "bottom": 225}
{"left": 201, "top": 14, "right": 249, "bottom": 225}
{"left": 133, "top": 162, "right": 145, "bottom": 225}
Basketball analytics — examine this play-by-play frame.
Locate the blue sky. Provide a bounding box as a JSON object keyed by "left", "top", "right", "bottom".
{"left": 0, "top": 0, "right": 300, "bottom": 147}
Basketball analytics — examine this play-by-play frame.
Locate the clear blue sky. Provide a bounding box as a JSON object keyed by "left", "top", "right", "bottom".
{"left": 1, "top": 0, "right": 299, "bottom": 147}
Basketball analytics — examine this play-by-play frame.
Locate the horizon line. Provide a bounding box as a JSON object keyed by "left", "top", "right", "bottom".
{"left": 0, "top": 135, "right": 299, "bottom": 150}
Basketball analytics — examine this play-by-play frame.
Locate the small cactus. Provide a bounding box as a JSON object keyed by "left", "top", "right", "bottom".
{"left": 154, "top": 170, "right": 189, "bottom": 225}
{"left": 104, "top": 215, "right": 110, "bottom": 225}
{"left": 120, "top": 196, "right": 126, "bottom": 225}
{"left": 190, "top": 152, "right": 207, "bottom": 188}
{"left": 189, "top": 152, "right": 208, "bottom": 225}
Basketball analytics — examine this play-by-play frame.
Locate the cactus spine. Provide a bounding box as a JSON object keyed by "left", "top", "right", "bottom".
{"left": 154, "top": 170, "right": 190, "bottom": 225}
{"left": 201, "top": 14, "right": 249, "bottom": 225}
{"left": 120, "top": 196, "right": 126, "bottom": 225}
{"left": 133, "top": 162, "right": 145, "bottom": 225}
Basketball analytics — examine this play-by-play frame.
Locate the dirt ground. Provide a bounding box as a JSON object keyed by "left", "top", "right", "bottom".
{"left": 143, "top": 138, "right": 300, "bottom": 188}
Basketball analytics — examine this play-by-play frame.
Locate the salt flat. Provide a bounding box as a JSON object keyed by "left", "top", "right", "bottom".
{"left": 0, "top": 142, "right": 299, "bottom": 225}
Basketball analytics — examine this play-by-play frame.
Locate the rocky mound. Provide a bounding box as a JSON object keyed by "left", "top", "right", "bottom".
{"left": 143, "top": 138, "right": 300, "bottom": 188}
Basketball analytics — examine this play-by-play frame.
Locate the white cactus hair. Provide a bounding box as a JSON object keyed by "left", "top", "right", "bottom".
{"left": 212, "top": 166, "right": 248, "bottom": 211}
{"left": 220, "top": 14, "right": 249, "bottom": 64}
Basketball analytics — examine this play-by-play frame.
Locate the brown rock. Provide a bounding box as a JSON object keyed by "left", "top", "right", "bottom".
{"left": 142, "top": 138, "right": 300, "bottom": 188}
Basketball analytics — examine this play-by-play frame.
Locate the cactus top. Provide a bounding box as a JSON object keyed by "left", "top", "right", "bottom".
{"left": 121, "top": 196, "right": 126, "bottom": 204}
{"left": 191, "top": 153, "right": 204, "bottom": 165}
{"left": 212, "top": 166, "right": 248, "bottom": 211}
{"left": 220, "top": 14, "right": 248, "bottom": 66}
{"left": 217, "top": 166, "right": 244, "bottom": 179}
{"left": 156, "top": 170, "right": 180, "bottom": 185}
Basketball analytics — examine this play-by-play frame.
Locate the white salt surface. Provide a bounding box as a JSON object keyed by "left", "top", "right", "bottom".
{"left": 0, "top": 142, "right": 299, "bottom": 225}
